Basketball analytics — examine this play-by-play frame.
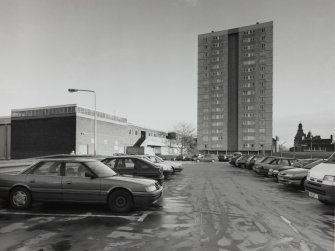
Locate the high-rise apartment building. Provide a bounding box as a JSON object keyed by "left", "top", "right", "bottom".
{"left": 197, "top": 21, "right": 273, "bottom": 153}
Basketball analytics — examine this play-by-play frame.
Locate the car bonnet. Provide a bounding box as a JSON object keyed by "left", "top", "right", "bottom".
{"left": 308, "top": 163, "right": 335, "bottom": 180}
{"left": 105, "top": 175, "right": 156, "bottom": 186}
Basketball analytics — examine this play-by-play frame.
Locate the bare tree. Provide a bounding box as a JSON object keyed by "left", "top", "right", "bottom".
{"left": 173, "top": 122, "right": 197, "bottom": 155}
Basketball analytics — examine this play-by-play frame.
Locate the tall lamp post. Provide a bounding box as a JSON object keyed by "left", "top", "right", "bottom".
{"left": 68, "top": 88, "right": 97, "bottom": 156}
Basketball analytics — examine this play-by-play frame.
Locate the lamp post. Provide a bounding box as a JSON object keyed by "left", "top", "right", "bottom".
{"left": 68, "top": 88, "right": 97, "bottom": 156}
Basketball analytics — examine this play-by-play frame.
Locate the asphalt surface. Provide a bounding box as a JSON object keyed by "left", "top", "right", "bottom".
{"left": 0, "top": 162, "right": 334, "bottom": 251}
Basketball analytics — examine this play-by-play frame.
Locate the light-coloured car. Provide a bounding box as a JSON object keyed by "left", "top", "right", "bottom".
{"left": 0, "top": 158, "right": 163, "bottom": 212}
{"left": 305, "top": 153, "right": 335, "bottom": 205}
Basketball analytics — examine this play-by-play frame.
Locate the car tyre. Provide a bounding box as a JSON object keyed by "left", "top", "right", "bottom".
{"left": 300, "top": 177, "right": 306, "bottom": 190}
{"left": 108, "top": 189, "right": 134, "bottom": 213}
{"left": 196, "top": 159, "right": 200, "bottom": 163}
{"left": 10, "top": 187, "right": 32, "bottom": 209}
{"left": 211, "top": 160, "right": 215, "bottom": 163}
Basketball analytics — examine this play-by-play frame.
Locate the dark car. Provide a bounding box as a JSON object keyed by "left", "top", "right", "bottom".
{"left": 253, "top": 156, "right": 276, "bottom": 173}
{"left": 235, "top": 155, "right": 250, "bottom": 168}
{"left": 256, "top": 157, "right": 296, "bottom": 176}
{"left": 194, "top": 154, "right": 219, "bottom": 163}
{"left": 101, "top": 156, "right": 165, "bottom": 185}
{"left": 278, "top": 159, "right": 324, "bottom": 188}
{"left": 245, "top": 155, "right": 262, "bottom": 169}
{"left": 218, "top": 154, "right": 231, "bottom": 162}
{"left": 229, "top": 152, "right": 243, "bottom": 166}
{"left": 0, "top": 158, "right": 163, "bottom": 213}
{"left": 176, "top": 155, "right": 192, "bottom": 161}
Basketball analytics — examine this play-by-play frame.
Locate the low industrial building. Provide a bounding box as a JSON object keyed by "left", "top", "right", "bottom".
{"left": 8, "top": 104, "right": 180, "bottom": 159}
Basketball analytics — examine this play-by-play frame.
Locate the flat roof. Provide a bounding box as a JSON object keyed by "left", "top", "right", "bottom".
{"left": 11, "top": 104, "right": 127, "bottom": 123}
{"left": 199, "top": 21, "right": 273, "bottom": 38}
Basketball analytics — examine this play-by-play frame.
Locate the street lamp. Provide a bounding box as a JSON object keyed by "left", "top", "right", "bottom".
{"left": 68, "top": 88, "right": 97, "bottom": 156}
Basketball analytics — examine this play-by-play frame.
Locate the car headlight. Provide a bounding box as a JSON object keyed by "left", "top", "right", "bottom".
{"left": 145, "top": 185, "right": 157, "bottom": 192}
{"left": 323, "top": 175, "right": 335, "bottom": 182}
{"left": 269, "top": 169, "right": 273, "bottom": 172}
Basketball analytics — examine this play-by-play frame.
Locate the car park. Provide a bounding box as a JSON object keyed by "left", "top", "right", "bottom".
{"left": 278, "top": 159, "right": 324, "bottom": 188}
{"left": 194, "top": 154, "right": 219, "bottom": 163}
{"left": 0, "top": 158, "right": 163, "bottom": 212}
{"left": 101, "top": 156, "right": 165, "bottom": 185}
{"left": 305, "top": 153, "right": 335, "bottom": 205}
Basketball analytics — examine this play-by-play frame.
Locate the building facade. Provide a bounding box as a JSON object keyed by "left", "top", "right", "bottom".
{"left": 198, "top": 21, "right": 273, "bottom": 153}
{"left": 10, "top": 104, "right": 177, "bottom": 159}
{"left": 291, "top": 123, "right": 334, "bottom": 152}
{"left": 0, "top": 117, "right": 11, "bottom": 159}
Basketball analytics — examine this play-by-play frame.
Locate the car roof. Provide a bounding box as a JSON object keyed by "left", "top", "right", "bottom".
{"left": 37, "top": 158, "right": 98, "bottom": 162}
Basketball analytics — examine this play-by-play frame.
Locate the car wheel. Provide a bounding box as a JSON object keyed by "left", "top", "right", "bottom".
{"left": 196, "top": 159, "right": 200, "bottom": 163}
{"left": 211, "top": 159, "right": 215, "bottom": 163}
{"left": 108, "top": 189, "right": 134, "bottom": 213}
{"left": 10, "top": 187, "right": 32, "bottom": 209}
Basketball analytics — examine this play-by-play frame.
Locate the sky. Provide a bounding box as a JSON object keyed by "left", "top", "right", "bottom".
{"left": 0, "top": 0, "right": 334, "bottom": 148}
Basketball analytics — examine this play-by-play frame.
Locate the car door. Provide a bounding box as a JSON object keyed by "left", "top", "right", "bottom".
{"left": 62, "top": 162, "right": 101, "bottom": 202}
{"left": 26, "top": 161, "right": 62, "bottom": 201}
{"left": 134, "top": 159, "right": 160, "bottom": 179}
{"left": 114, "top": 158, "right": 137, "bottom": 176}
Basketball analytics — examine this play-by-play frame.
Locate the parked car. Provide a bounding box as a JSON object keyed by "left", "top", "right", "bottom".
{"left": 256, "top": 157, "right": 296, "bottom": 176}
{"left": 253, "top": 156, "right": 277, "bottom": 173}
{"left": 0, "top": 158, "right": 163, "bottom": 212}
{"left": 176, "top": 155, "right": 192, "bottom": 161}
{"left": 235, "top": 155, "right": 250, "bottom": 168}
{"left": 141, "top": 155, "right": 183, "bottom": 173}
{"left": 305, "top": 152, "right": 335, "bottom": 205}
{"left": 278, "top": 159, "right": 324, "bottom": 188}
{"left": 229, "top": 152, "right": 243, "bottom": 166}
{"left": 246, "top": 155, "right": 263, "bottom": 169}
{"left": 101, "top": 156, "right": 165, "bottom": 185}
{"left": 138, "top": 155, "right": 174, "bottom": 177}
{"left": 218, "top": 153, "right": 231, "bottom": 162}
{"left": 194, "top": 154, "right": 219, "bottom": 163}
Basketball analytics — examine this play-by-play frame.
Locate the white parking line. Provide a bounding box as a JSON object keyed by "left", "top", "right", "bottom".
{"left": 0, "top": 210, "right": 139, "bottom": 221}
{"left": 137, "top": 212, "right": 151, "bottom": 222}
{"left": 280, "top": 216, "right": 299, "bottom": 234}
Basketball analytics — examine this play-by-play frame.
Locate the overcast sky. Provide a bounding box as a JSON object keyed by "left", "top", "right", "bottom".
{"left": 0, "top": 0, "right": 334, "bottom": 147}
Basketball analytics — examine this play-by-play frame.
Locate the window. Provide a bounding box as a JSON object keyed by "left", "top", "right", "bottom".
{"left": 243, "top": 135, "right": 255, "bottom": 140}
{"left": 65, "top": 163, "right": 91, "bottom": 177}
{"left": 203, "top": 136, "right": 209, "bottom": 141}
{"left": 243, "top": 128, "right": 255, "bottom": 133}
{"left": 259, "top": 128, "right": 266, "bottom": 133}
{"left": 243, "top": 60, "right": 255, "bottom": 65}
{"left": 31, "top": 162, "right": 61, "bottom": 176}
{"left": 103, "top": 159, "right": 117, "bottom": 169}
{"left": 116, "top": 159, "right": 135, "bottom": 169}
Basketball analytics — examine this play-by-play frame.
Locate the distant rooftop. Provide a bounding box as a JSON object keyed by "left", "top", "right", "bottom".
{"left": 11, "top": 104, "right": 127, "bottom": 123}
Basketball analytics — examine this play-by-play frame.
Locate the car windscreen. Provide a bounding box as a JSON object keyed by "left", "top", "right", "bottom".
{"left": 294, "top": 159, "right": 315, "bottom": 167}
{"left": 85, "top": 161, "right": 117, "bottom": 177}
{"left": 263, "top": 158, "right": 275, "bottom": 164}
{"left": 325, "top": 153, "right": 335, "bottom": 164}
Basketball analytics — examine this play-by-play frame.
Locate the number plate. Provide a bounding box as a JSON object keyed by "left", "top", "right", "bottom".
{"left": 309, "top": 192, "right": 318, "bottom": 199}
